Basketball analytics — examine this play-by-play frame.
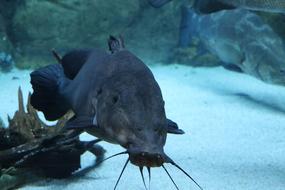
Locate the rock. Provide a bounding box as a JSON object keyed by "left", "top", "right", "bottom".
{"left": 142, "top": 3, "right": 221, "bottom": 66}
{"left": 0, "top": 52, "right": 14, "bottom": 72}
{"left": 167, "top": 46, "right": 221, "bottom": 66}
{"left": 123, "top": 0, "right": 180, "bottom": 62}
{"left": 0, "top": 15, "right": 13, "bottom": 56}
{"left": 0, "top": 168, "right": 26, "bottom": 190}
{"left": 188, "top": 9, "right": 285, "bottom": 85}
{"left": 0, "top": 1, "right": 19, "bottom": 72}
{"left": 0, "top": 167, "right": 42, "bottom": 190}
{"left": 11, "top": 0, "right": 140, "bottom": 68}
{"left": 5, "top": 0, "right": 181, "bottom": 68}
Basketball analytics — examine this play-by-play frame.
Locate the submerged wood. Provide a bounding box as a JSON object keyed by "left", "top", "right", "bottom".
{"left": 0, "top": 88, "right": 105, "bottom": 189}
{"left": 1, "top": 87, "right": 76, "bottom": 149}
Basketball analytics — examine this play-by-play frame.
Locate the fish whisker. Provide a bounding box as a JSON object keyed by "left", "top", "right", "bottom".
{"left": 139, "top": 167, "right": 148, "bottom": 190}
{"left": 114, "top": 158, "right": 130, "bottom": 190}
{"left": 169, "top": 160, "right": 203, "bottom": 190}
{"left": 162, "top": 164, "right": 179, "bottom": 190}
{"left": 147, "top": 166, "right": 151, "bottom": 190}
{"left": 51, "top": 49, "right": 62, "bottom": 64}
{"left": 96, "top": 151, "right": 128, "bottom": 166}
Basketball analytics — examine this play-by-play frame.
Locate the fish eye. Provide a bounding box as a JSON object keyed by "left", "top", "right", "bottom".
{"left": 154, "top": 128, "right": 159, "bottom": 132}
{"left": 154, "top": 126, "right": 166, "bottom": 135}
{"left": 97, "top": 88, "right": 102, "bottom": 95}
{"left": 112, "top": 95, "right": 119, "bottom": 104}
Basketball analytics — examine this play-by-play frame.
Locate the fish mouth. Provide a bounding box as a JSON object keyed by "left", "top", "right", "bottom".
{"left": 128, "top": 151, "right": 166, "bottom": 167}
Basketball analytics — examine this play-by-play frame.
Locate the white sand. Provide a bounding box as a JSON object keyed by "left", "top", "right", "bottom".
{"left": 1, "top": 65, "right": 285, "bottom": 190}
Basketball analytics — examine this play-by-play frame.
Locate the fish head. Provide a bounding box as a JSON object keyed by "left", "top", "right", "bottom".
{"left": 242, "top": 42, "right": 285, "bottom": 85}
{"left": 95, "top": 71, "right": 169, "bottom": 167}
{"left": 95, "top": 72, "right": 202, "bottom": 190}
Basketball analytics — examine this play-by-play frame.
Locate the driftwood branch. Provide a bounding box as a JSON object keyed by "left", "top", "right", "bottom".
{"left": 0, "top": 87, "right": 105, "bottom": 189}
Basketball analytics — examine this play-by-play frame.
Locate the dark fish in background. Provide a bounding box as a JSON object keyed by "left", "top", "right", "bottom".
{"left": 147, "top": 0, "right": 173, "bottom": 8}
{"left": 148, "top": 0, "right": 285, "bottom": 14}
{"left": 187, "top": 8, "right": 285, "bottom": 84}
{"left": 179, "top": 5, "right": 193, "bottom": 48}
{"left": 193, "top": 0, "right": 285, "bottom": 14}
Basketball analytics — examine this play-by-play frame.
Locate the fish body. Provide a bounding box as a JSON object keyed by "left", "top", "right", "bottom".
{"left": 188, "top": 9, "right": 285, "bottom": 85}
{"left": 30, "top": 36, "right": 184, "bottom": 168}
{"left": 193, "top": 0, "right": 285, "bottom": 14}
{"left": 148, "top": 0, "right": 285, "bottom": 14}
{"left": 30, "top": 36, "right": 203, "bottom": 190}
{"left": 147, "top": 0, "right": 173, "bottom": 8}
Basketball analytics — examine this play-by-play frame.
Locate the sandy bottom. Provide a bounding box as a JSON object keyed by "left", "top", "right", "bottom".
{"left": 1, "top": 65, "right": 285, "bottom": 190}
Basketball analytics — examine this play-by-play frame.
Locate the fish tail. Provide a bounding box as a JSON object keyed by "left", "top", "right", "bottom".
{"left": 30, "top": 64, "right": 70, "bottom": 121}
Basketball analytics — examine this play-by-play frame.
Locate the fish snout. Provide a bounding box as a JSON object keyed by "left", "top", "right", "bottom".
{"left": 128, "top": 151, "right": 166, "bottom": 167}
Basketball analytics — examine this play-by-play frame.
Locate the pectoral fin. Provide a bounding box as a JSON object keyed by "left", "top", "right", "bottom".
{"left": 65, "top": 115, "right": 98, "bottom": 129}
{"left": 167, "top": 119, "right": 185, "bottom": 134}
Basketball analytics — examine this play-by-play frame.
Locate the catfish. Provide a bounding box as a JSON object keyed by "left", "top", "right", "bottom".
{"left": 30, "top": 36, "right": 202, "bottom": 190}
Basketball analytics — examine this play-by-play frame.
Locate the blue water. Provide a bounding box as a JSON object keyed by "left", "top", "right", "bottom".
{"left": 1, "top": 1, "right": 285, "bottom": 190}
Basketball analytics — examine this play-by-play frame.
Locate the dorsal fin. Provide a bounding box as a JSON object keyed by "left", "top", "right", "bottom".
{"left": 108, "top": 35, "right": 125, "bottom": 54}
{"left": 51, "top": 49, "right": 62, "bottom": 64}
